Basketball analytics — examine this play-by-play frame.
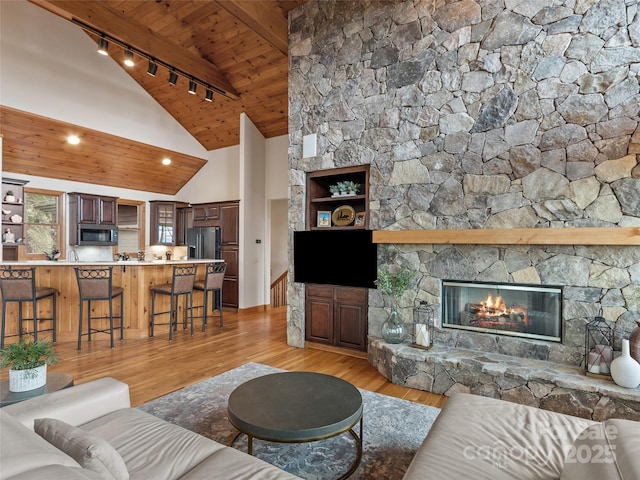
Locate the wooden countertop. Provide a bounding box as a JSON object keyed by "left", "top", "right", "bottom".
{"left": 2, "top": 259, "right": 223, "bottom": 266}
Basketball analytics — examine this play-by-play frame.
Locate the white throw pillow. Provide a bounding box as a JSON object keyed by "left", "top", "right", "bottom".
{"left": 34, "top": 418, "right": 129, "bottom": 480}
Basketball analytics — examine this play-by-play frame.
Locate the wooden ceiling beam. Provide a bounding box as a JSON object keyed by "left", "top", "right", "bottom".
{"left": 215, "top": 0, "right": 289, "bottom": 56}
{"left": 28, "top": 0, "right": 241, "bottom": 100}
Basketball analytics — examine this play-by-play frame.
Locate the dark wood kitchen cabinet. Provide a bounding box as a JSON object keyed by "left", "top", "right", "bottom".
{"left": 170, "top": 199, "right": 240, "bottom": 308}
{"left": 305, "top": 284, "right": 368, "bottom": 352}
{"left": 192, "top": 203, "right": 219, "bottom": 227}
{"left": 69, "top": 193, "right": 117, "bottom": 226}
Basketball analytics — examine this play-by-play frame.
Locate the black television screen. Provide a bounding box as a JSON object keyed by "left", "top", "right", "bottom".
{"left": 293, "top": 229, "right": 378, "bottom": 288}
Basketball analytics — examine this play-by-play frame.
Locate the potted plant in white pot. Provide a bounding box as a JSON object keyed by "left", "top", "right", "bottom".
{"left": 376, "top": 265, "right": 416, "bottom": 344}
{"left": 4, "top": 190, "right": 15, "bottom": 203}
{"left": 0, "top": 336, "right": 59, "bottom": 392}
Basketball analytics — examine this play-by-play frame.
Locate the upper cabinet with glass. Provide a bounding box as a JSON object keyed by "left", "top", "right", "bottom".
{"left": 150, "top": 201, "right": 176, "bottom": 245}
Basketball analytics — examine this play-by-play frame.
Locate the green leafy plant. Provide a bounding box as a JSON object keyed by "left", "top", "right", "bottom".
{"left": 5, "top": 190, "right": 14, "bottom": 197}
{"left": 0, "top": 336, "right": 59, "bottom": 371}
{"left": 343, "top": 181, "right": 360, "bottom": 193}
{"left": 329, "top": 184, "right": 340, "bottom": 195}
{"left": 376, "top": 266, "right": 416, "bottom": 299}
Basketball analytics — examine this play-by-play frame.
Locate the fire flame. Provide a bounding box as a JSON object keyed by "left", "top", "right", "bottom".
{"left": 478, "top": 293, "right": 527, "bottom": 323}
{"left": 482, "top": 294, "right": 505, "bottom": 311}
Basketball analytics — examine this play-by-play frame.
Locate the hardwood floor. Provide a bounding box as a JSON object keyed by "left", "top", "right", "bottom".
{"left": 0, "top": 307, "right": 447, "bottom": 409}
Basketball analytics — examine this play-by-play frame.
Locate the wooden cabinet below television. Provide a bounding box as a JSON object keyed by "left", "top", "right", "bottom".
{"left": 305, "top": 284, "right": 368, "bottom": 352}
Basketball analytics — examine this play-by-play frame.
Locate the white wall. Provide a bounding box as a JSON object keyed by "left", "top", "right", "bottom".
{"left": 239, "top": 114, "right": 266, "bottom": 309}
{"left": 265, "top": 135, "right": 289, "bottom": 200}
{"left": 270, "top": 199, "right": 288, "bottom": 281}
{"left": 177, "top": 145, "right": 240, "bottom": 203}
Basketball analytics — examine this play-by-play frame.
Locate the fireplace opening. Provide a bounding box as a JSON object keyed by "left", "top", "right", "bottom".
{"left": 441, "top": 280, "right": 562, "bottom": 343}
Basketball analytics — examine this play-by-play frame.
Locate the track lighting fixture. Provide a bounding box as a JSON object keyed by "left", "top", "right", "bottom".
{"left": 147, "top": 61, "right": 158, "bottom": 77}
{"left": 124, "top": 49, "right": 135, "bottom": 67}
{"left": 75, "top": 19, "right": 228, "bottom": 103}
{"left": 97, "top": 37, "right": 109, "bottom": 56}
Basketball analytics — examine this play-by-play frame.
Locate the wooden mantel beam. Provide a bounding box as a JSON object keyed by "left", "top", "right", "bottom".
{"left": 372, "top": 227, "right": 640, "bottom": 246}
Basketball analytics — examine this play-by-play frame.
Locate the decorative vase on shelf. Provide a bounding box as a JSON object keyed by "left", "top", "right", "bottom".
{"left": 629, "top": 320, "right": 640, "bottom": 364}
{"left": 610, "top": 339, "right": 640, "bottom": 389}
{"left": 381, "top": 302, "right": 407, "bottom": 344}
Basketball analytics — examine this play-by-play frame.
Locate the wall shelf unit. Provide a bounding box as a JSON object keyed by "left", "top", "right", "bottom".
{"left": 2, "top": 178, "right": 28, "bottom": 261}
{"left": 306, "top": 165, "right": 370, "bottom": 230}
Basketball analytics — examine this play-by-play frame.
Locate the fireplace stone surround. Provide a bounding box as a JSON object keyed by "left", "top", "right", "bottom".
{"left": 365, "top": 239, "right": 640, "bottom": 421}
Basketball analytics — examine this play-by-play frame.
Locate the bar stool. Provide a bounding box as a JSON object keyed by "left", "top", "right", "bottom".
{"left": 193, "top": 262, "right": 227, "bottom": 331}
{"left": 150, "top": 264, "right": 198, "bottom": 341}
{"left": 75, "top": 267, "right": 124, "bottom": 350}
{"left": 0, "top": 267, "right": 57, "bottom": 349}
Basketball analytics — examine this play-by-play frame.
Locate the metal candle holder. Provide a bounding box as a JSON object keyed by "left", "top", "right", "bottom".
{"left": 584, "top": 313, "right": 613, "bottom": 378}
{"left": 412, "top": 300, "right": 433, "bottom": 350}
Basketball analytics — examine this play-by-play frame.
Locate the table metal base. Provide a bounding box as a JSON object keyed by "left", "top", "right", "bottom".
{"left": 229, "top": 416, "right": 363, "bottom": 480}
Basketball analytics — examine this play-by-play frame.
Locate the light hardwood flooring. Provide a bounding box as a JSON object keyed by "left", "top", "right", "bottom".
{"left": 1, "top": 307, "right": 447, "bottom": 409}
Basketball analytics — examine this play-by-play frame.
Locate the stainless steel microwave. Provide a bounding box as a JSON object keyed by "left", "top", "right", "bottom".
{"left": 76, "top": 225, "right": 118, "bottom": 246}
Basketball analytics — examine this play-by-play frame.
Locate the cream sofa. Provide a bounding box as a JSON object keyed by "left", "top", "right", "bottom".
{"left": 0, "top": 377, "right": 300, "bottom": 480}
{"left": 404, "top": 392, "right": 640, "bottom": 480}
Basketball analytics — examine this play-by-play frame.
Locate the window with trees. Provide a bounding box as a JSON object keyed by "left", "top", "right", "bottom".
{"left": 24, "top": 189, "right": 64, "bottom": 257}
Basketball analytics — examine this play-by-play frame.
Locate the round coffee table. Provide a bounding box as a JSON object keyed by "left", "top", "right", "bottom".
{"left": 0, "top": 372, "right": 74, "bottom": 407}
{"left": 227, "top": 371, "right": 363, "bottom": 479}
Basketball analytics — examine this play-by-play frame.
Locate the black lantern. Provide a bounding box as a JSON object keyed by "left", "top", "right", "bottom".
{"left": 412, "top": 300, "right": 433, "bottom": 350}
{"left": 584, "top": 313, "right": 614, "bottom": 377}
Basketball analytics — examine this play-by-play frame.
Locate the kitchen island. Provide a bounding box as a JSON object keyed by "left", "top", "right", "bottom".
{"left": 1, "top": 259, "right": 223, "bottom": 343}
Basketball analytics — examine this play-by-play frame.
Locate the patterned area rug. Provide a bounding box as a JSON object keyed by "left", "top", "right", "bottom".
{"left": 138, "top": 362, "right": 440, "bottom": 480}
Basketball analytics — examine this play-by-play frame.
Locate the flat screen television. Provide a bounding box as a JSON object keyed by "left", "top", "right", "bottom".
{"left": 293, "top": 229, "right": 378, "bottom": 288}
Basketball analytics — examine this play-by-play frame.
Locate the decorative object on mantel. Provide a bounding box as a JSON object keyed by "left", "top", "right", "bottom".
{"left": 376, "top": 266, "right": 415, "bottom": 344}
{"left": 584, "top": 314, "right": 613, "bottom": 378}
{"left": 0, "top": 336, "right": 59, "bottom": 392}
{"left": 610, "top": 339, "right": 640, "bottom": 389}
{"left": 629, "top": 320, "right": 640, "bottom": 364}
{"left": 412, "top": 300, "right": 433, "bottom": 350}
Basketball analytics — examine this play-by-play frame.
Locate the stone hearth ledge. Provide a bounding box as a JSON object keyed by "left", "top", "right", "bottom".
{"left": 368, "top": 338, "right": 640, "bottom": 421}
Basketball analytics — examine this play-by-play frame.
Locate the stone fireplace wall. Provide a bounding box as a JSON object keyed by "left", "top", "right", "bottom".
{"left": 287, "top": 0, "right": 640, "bottom": 364}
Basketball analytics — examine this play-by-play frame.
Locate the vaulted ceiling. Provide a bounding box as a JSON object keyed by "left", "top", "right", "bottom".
{"left": 1, "top": 0, "right": 305, "bottom": 195}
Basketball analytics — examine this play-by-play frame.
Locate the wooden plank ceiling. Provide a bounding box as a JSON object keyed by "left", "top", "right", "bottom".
{"left": 2, "top": 0, "right": 305, "bottom": 195}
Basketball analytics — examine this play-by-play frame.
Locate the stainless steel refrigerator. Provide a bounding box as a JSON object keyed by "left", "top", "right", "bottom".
{"left": 188, "top": 226, "right": 222, "bottom": 312}
{"left": 187, "top": 227, "right": 221, "bottom": 260}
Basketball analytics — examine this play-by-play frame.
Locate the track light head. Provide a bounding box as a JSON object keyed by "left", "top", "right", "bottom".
{"left": 97, "top": 37, "right": 109, "bottom": 56}
{"left": 205, "top": 88, "right": 214, "bottom": 102}
{"left": 124, "top": 49, "right": 135, "bottom": 67}
{"left": 188, "top": 80, "right": 197, "bottom": 95}
{"left": 169, "top": 71, "right": 178, "bottom": 85}
{"left": 147, "top": 61, "right": 158, "bottom": 77}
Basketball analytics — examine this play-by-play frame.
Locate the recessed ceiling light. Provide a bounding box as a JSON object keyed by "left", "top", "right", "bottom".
{"left": 67, "top": 135, "right": 80, "bottom": 145}
{"left": 162, "top": 158, "right": 171, "bottom": 165}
